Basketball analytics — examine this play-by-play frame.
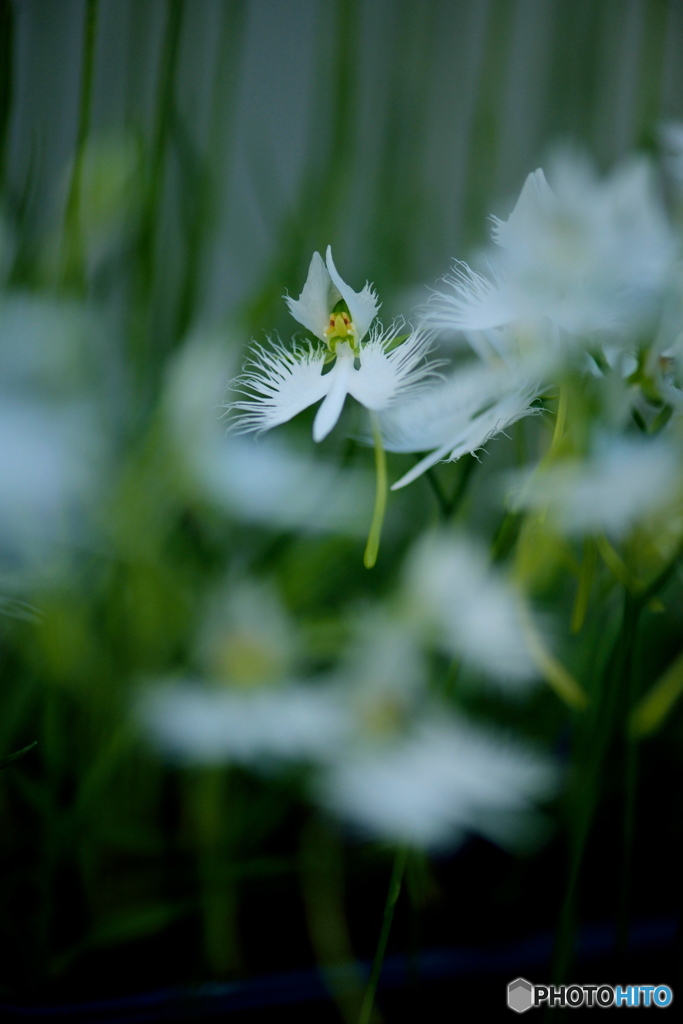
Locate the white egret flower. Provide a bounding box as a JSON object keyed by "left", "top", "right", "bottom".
{"left": 315, "top": 713, "right": 557, "bottom": 850}
{"left": 424, "top": 154, "right": 676, "bottom": 344}
{"left": 0, "top": 295, "right": 107, "bottom": 583}
{"left": 404, "top": 532, "right": 542, "bottom": 687}
{"left": 228, "top": 247, "right": 438, "bottom": 442}
{"left": 660, "top": 122, "right": 683, "bottom": 190}
{"left": 378, "top": 363, "right": 543, "bottom": 489}
{"left": 509, "top": 434, "right": 682, "bottom": 539}
{"left": 137, "top": 577, "right": 350, "bottom": 768}
{"left": 138, "top": 681, "right": 348, "bottom": 768}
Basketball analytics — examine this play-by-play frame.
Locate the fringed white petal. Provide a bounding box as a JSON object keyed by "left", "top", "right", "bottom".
{"left": 285, "top": 251, "right": 341, "bottom": 341}
{"left": 325, "top": 246, "right": 380, "bottom": 341}
{"left": 227, "top": 337, "right": 328, "bottom": 434}
{"left": 490, "top": 168, "right": 554, "bottom": 250}
{"left": 347, "top": 323, "right": 441, "bottom": 412}
{"left": 380, "top": 368, "right": 543, "bottom": 490}
{"left": 423, "top": 261, "right": 516, "bottom": 334}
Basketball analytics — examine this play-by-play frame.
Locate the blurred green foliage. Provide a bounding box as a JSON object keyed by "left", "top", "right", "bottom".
{"left": 1, "top": 1, "right": 683, "bottom": 1017}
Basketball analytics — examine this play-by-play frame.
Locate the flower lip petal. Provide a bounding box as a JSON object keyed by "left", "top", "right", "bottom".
{"left": 284, "top": 251, "right": 341, "bottom": 341}
{"left": 312, "top": 344, "right": 355, "bottom": 442}
{"left": 325, "top": 246, "right": 380, "bottom": 342}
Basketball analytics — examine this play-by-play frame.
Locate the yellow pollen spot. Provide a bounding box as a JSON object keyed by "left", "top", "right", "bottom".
{"left": 324, "top": 311, "right": 354, "bottom": 342}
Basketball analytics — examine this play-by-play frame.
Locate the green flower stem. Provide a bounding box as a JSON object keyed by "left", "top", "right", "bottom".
{"left": 636, "top": 533, "right": 683, "bottom": 607}
{"left": 173, "top": 2, "right": 247, "bottom": 342}
{"left": 62, "top": 0, "right": 98, "bottom": 287}
{"left": 193, "top": 769, "right": 242, "bottom": 977}
{"left": 364, "top": 414, "right": 388, "bottom": 569}
{"left": 129, "top": 0, "right": 183, "bottom": 394}
{"left": 300, "top": 818, "right": 366, "bottom": 1024}
{"left": 550, "top": 383, "right": 568, "bottom": 453}
{"left": 571, "top": 539, "right": 597, "bottom": 634}
{"left": 630, "top": 650, "right": 683, "bottom": 738}
{"left": 520, "top": 602, "right": 588, "bottom": 710}
{"left": 359, "top": 846, "right": 408, "bottom": 1024}
{"left": 422, "top": 455, "right": 478, "bottom": 521}
{"left": 566, "top": 535, "right": 683, "bottom": 973}
{"left": 446, "top": 453, "right": 478, "bottom": 518}
{"left": 552, "top": 591, "right": 640, "bottom": 984}
{"left": 423, "top": 465, "right": 450, "bottom": 518}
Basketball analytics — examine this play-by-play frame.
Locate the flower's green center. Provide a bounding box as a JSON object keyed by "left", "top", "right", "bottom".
{"left": 211, "top": 631, "right": 284, "bottom": 689}
{"left": 324, "top": 301, "right": 358, "bottom": 354}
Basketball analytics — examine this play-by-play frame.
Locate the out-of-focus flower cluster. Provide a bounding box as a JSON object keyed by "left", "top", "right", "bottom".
{"left": 6, "top": 136, "right": 683, "bottom": 861}
{"left": 140, "top": 142, "right": 683, "bottom": 852}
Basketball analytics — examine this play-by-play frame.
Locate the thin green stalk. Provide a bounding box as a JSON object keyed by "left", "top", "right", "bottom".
{"left": 636, "top": 534, "right": 683, "bottom": 606}
{"left": 422, "top": 454, "right": 478, "bottom": 520}
{"left": 129, "top": 0, "right": 183, "bottom": 395}
{"left": 364, "top": 414, "right": 387, "bottom": 569}
{"left": 617, "top": 723, "right": 638, "bottom": 963}
{"left": 617, "top": 600, "right": 644, "bottom": 962}
{"left": 193, "top": 769, "right": 242, "bottom": 977}
{"left": 423, "top": 465, "right": 450, "bottom": 518}
{"left": 445, "top": 453, "right": 478, "bottom": 518}
{"left": 62, "top": 0, "right": 98, "bottom": 287}
{"left": 173, "top": 1, "right": 247, "bottom": 342}
{"left": 571, "top": 539, "right": 597, "bottom": 633}
{"left": 359, "top": 846, "right": 408, "bottom": 1024}
{"left": 552, "top": 592, "right": 640, "bottom": 984}
{"left": 551, "top": 384, "right": 568, "bottom": 453}
{"left": 300, "top": 818, "right": 366, "bottom": 1024}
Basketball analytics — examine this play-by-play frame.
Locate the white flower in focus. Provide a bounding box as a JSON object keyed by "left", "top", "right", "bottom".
{"left": 228, "top": 247, "right": 438, "bottom": 441}
{"left": 379, "top": 364, "right": 543, "bottom": 489}
{"left": 510, "top": 434, "right": 681, "bottom": 539}
{"left": 405, "top": 532, "right": 541, "bottom": 687}
{"left": 424, "top": 154, "right": 676, "bottom": 345}
{"left": 316, "top": 714, "right": 557, "bottom": 850}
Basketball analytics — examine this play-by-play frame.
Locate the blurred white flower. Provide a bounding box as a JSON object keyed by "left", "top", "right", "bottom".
{"left": 228, "top": 247, "right": 438, "bottom": 441}
{"left": 424, "top": 154, "right": 676, "bottom": 346}
{"left": 0, "top": 400, "right": 104, "bottom": 579}
{"left": 404, "top": 532, "right": 541, "bottom": 686}
{"left": 379, "top": 363, "right": 542, "bottom": 489}
{"left": 138, "top": 576, "right": 349, "bottom": 766}
{"left": 510, "top": 434, "right": 682, "bottom": 539}
{"left": 139, "top": 681, "right": 347, "bottom": 767}
{"left": 315, "top": 713, "right": 557, "bottom": 850}
{"left": 0, "top": 295, "right": 108, "bottom": 583}
{"left": 660, "top": 122, "right": 683, "bottom": 190}
{"left": 333, "top": 605, "right": 429, "bottom": 738}
{"left": 196, "top": 577, "right": 299, "bottom": 687}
